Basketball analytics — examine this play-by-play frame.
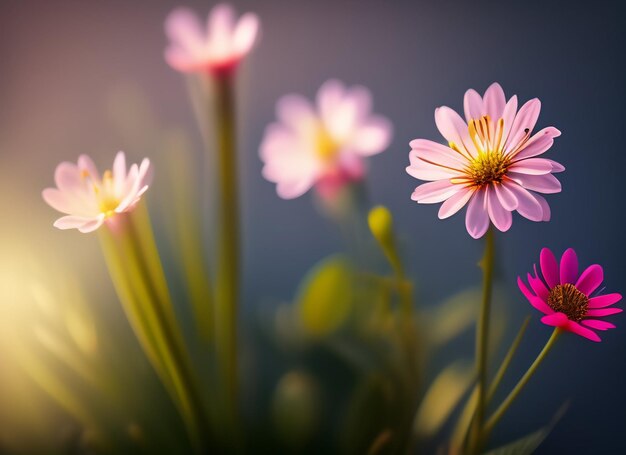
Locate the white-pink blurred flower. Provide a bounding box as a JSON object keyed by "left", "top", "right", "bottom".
{"left": 42, "top": 152, "right": 153, "bottom": 233}
{"left": 260, "top": 80, "right": 393, "bottom": 199}
{"left": 407, "top": 83, "right": 564, "bottom": 239}
{"left": 164, "top": 4, "right": 259, "bottom": 75}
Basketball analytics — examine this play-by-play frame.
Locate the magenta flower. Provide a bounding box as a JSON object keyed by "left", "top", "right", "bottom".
{"left": 407, "top": 83, "right": 564, "bottom": 239}
{"left": 42, "top": 152, "right": 152, "bottom": 233}
{"left": 260, "top": 80, "right": 393, "bottom": 199}
{"left": 164, "top": 4, "right": 259, "bottom": 75}
{"left": 518, "top": 248, "right": 622, "bottom": 342}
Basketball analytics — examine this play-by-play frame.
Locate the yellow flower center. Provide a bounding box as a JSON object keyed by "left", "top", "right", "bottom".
{"left": 82, "top": 169, "right": 120, "bottom": 218}
{"left": 547, "top": 283, "right": 589, "bottom": 322}
{"left": 316, "top": 128, "right": 339, "bottom": 163}
{"left": 452, "top": 115, "right": 515, "bottom": 188}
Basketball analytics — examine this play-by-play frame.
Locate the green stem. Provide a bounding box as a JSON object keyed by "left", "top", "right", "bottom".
{"left": 212, "top": 71, "right": 240, "bottom": 431}
{"left": 100, "top": 210, "right": 209, "bottom": 452}
{"left": 452, "top": 316, "right": 530, "bottom": 452}
{"left": 484, "top": 327, "right": 561, "bottom": 436}
{"left": 470, "top": 226, "right": 495, "bottom": 454}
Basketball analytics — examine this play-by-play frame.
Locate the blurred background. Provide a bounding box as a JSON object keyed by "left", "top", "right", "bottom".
{"left": 1, "top": 0, "right": 625, "bottom": 453}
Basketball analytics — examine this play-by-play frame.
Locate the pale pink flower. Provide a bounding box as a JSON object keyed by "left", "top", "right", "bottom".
{"left": 164, "top": 4, "right": 259, "bottom": 75}
{"left": 42, "top": 152, "right": 152, "bottom": 233}
{"left": 519, "top": 248, "right": 622, "bottom": 342}
{"left": 260, "top": 80, "right": 393, "bottom": 199}
{"left": 407, "top": 83, "right": 564, "bottom": 239}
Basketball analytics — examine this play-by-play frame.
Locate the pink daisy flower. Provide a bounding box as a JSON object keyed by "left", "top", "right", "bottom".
{"left": 260, "top": 79, "right": 393, "bottom": 199}
{"left": 407, "top": 83, "right": 564, "bottom": 239}
{"left": 518, "top": 248, "right": 622, "bottom": 342}
{"left": 164, "top": 4, "right": 259, "bottom": 75}
{"left": 42, "top": 152, "right": 153, "bottom": 233}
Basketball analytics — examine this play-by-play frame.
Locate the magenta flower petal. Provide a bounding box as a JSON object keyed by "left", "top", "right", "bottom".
{"left": 565, "top": 321, "right": 601, "bottom": 342}
{"left": 520, "top": 248, "right": 621, "bottom": 342}
{"left": 586, "top": 308, "right": 623, "bottom": 317}
{"left": 560, "top": 248, "right": 579, "bottom": 285}
{"left": 541, "top": 312, "right": 569, "bottom": 327}
{"left": 511, "top": 127, "right": 560, "bottom": 161}
{"left": 518, "top": 276, "right": 537, "bottom": 301}
{"left": 540, "top": 247, "right": 559, "bottom": 288}
{"left": 527, "top": 272, "right": 550, "bottom": 302}
{"left": 589, "top": 293, "right": 623, "bottom": 308}
{"left": 576, "top": 264, "right": 604, "bottom": 296}
{"left": 581, "top": 320, "right": 616, "bottom": 331}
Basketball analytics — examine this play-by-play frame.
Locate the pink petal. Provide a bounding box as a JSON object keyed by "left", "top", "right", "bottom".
{"left": 547, "top": 159, "right": 565, "bottom": 173}
{"left": 541, "top": 312, "right": 569, "bottom": 327}
{"left": 510, "top": 127, "right": 560, "bottom": 161}
{"left": 208, "top": 3, "right": 235, "bottom": 44}
{"left": 483, "top": 82, "right": 506, "bottom": 120}
{"left": 559, "top": 248, "right": 579, "bottom": 285}
{"left": 581, "top": 319, "right": 616, "bottom": 331}
{"left": 486, "top": 186, "right": 512, "bottom": 232}
{"left": 586, "top": 308, "right": 622, "bottom": 317}
{"left": 77, "top": 215, "right": 106, "bottom": 233}
{"left": 317, "top": 79, "right": 345, "bottom": 126}
{"left": 589, "top": 293, "right": 622, "bottom": 308}
{"left": 533, "top": 193, "right": 552, "bottom": 221}
{"left": 465, "top": 188, "right": 489, "bottom": 239}
{"left": 406, "top": 154, "right": 463, "bottom": 181}
{"left": 77, "top": 155, "right": 101, "bottom": 184}
{"left": 493, "top": 182, "right": 518, "bottom": 211}
{"left": 113, "top": 151, "right": 127, "bottom": 195}
{"left": 565, "top": 320, "right": 601, "bottom": 342}
{"left": 276, "top": 95, "right": 315, "bottom": 130}
{"left": 503, "top": 181, "right": 544, "bottom": 221}
{"left": 540, "top": 247, "right": 559, "bottom": 288}
{"left": 509, "top": 158, "right": 554, "bottom": 175}
{"left": 463, "top": 88, "right": 483, "bottom": 122}
{"left": 233, "top": 13, "right": 259, "bottom": 56}
{"left": 500, "top": 95, "right": 518, "bottom": 145}
{"left": 165, "top": 7, "right": 205, "bottom": 51}
{"left": 54, "top": 162, "right": 82, "bottom": 193}
{"left": 53, "top": 215, "right": 103, "bottom": 233}
{"left": 434, "top": 106, "right": 476, "bottom": 157}
{"left": 576, "top": 264, "right": 604, "bottom": 296}
{"left": 508, "top": 172, "right": 562, "bottom": 194}
{"left": 411, "top": 180, "right": 460, "bottom": 203}
{"left": 505, "top": 98, "right": 541, "bottom": 153}
{"left": 42, "top": 188, "right": 78, "bottom": 215}
{"left": 351, "top": 116, "right": 392, "bottom": 156}
{"left": 410, "top": 138, "right": 469, "bottom": 166}
{"left": 438, "top": 187, "right": 473, "bottom": 219}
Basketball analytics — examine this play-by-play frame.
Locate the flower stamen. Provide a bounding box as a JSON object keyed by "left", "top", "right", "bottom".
{"left": 547, "top": 283, "right": 589, "bottom": 322}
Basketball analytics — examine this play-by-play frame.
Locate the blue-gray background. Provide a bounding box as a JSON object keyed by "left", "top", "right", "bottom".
{"left": 1, "top": 0, "right": 625, "bottom": 453}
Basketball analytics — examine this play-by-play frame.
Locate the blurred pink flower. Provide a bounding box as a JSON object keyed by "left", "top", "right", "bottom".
{"left": 164, "top": 4, "right": 259, "bottom": 75}
{"left": 260, "top": 80, "right": 393, "bottom": 199}
{"left": 42, "top": 152, "right": 152, "bottom": 233}
{"left": 407, "top": 83, "right": 564, "bottom": 239}
{"left": 518, "top": 248, "right": 622, "bottom": 342}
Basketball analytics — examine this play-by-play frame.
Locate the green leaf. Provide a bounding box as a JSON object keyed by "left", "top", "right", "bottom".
{"left": 483, "top": 403, "right": 568, "bottom": 455}
{"left": 296, "top": 255, "right": 354, "bottom": 337}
